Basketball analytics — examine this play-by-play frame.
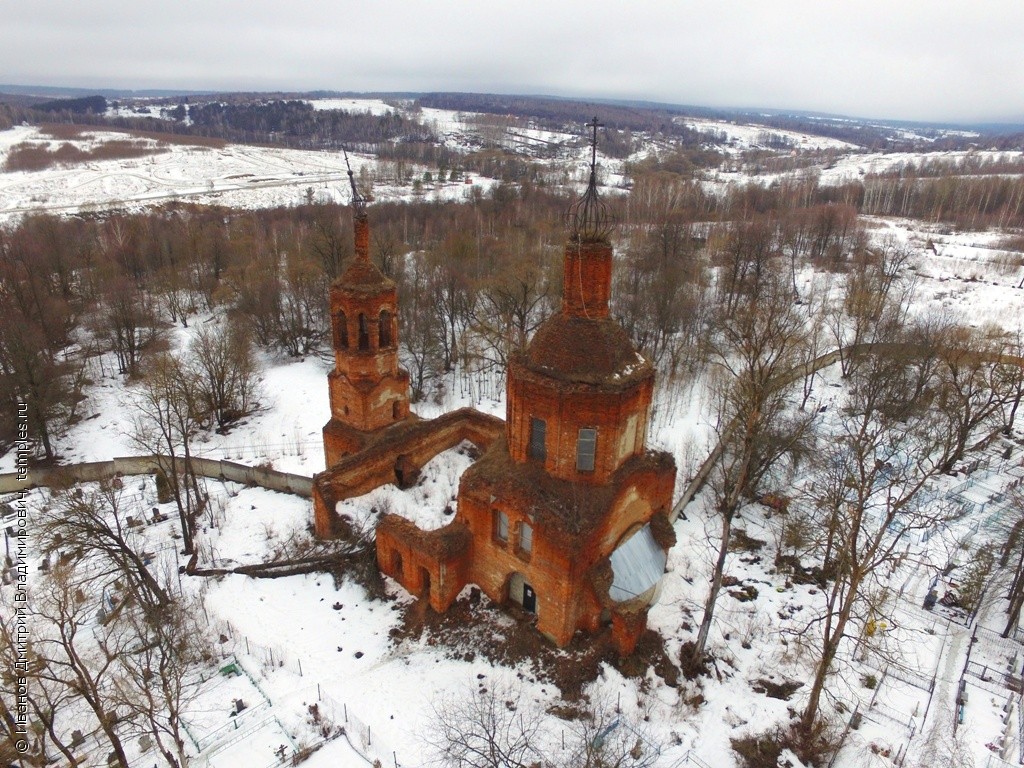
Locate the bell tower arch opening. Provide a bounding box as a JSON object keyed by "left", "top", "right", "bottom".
{"left": 379, "top": 309, "right": 393, "bottom": 348}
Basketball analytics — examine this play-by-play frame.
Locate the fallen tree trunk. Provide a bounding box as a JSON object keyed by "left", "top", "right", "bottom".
{"left": 187, "top": 551, "right": 367, "bottom": 579}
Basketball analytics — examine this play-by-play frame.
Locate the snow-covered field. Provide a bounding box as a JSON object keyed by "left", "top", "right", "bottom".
{"left": 307, "top": 98, "right": 396, "bottom": 115}
{"left": 6, "top": 98, "right": 1018, "bottom": 224}
{"left": 0, "top": 120, "right": 495, "bottom": 222}
{"left": 677, "top": 117, "right": 857, "bottom": 152}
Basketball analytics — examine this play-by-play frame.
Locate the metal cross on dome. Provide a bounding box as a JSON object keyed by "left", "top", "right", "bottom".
{"left": 566, "top": 116, "right": 614, "bottom": 241}
{"left": 588, "top": 115, "right": 602, "bottom": 174}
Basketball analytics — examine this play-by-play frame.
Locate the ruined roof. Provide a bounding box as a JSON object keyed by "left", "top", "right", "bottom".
{"left": 333, "top": 259, "right": 394, "bottom": 294}
{"left": 520, "top": 315, "right": 652, "bottom": 387}
{"left": 377, "top": 514, "right": 471, "bottom": 561}
{"left": 461, "top": 441, "right": 674, "bottom": 552}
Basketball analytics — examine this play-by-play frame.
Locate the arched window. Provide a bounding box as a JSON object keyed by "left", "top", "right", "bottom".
{"left": 518, "top": 521, "right": 533, "bottom": 555}
{"left": 335, "top": 311, "right": 348, "bottom": 349}
{"left": 577, "top": 428, "right": 597, "bottom": 472}
{"left": 528, "top": 417, "right": 546, "bottom": 461}
{"left": 379, "top": 309, "right": 393, "bottom": 348}
{"left": 493, "top": 509, "right": 509, "bottom": 543}
{"left": 358, "top": 313, "right": 370, "bottom": 350}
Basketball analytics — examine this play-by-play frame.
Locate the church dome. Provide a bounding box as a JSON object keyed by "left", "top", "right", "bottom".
{"left": 521, "top": 315, "right": 651, "bottom": 388}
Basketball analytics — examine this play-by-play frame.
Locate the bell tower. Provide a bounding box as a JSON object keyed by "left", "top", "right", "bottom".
{"left": 322, "top": 151, "right": 410, "bottom": 468}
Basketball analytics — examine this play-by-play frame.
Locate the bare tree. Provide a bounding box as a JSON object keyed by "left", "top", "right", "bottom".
{"left": 277, "top": 250, "right": 329, "bottom": 357}
{"left": 94, "top": 275, "right": 164, "bottom": 376}
{"left": 796, "top": 272, "right": 833, "bottom": 411}
{"left": 689, "top": 268, "right": 814, "bottom": 670}
{"left": 779, "top": 207, "right": 813, "bottom": 298}
{"left": 154, "top": 264, "right": 194, "bottom": 329}
{"left": 11, "top": 509, "right": 207, "bottom": 768}
{"left": 40, "top": 482, "right": 171, "bottom": 610}
{"left": 425, "top": 684, "right": 542, "bottom": 768}
{"left": 828, "top": 239, "right": 914, "bottom": 377}
{"left": 0, "top": 590, "right": 82, "bottom": 767}
{"left": 807, "top": 203, "right": 860, "bottom": 267}
{"left": 25, "top": 562, "right": 135, "bottom": 767}
{"left": 900, "top": 309, "right": 958, "bottom": 407}
{"left": 996, "top": 485, "right": 1024, "bottom": 638}
{"left": 0, "top": 307, "right": 72, "bottom": 462}
{"left": 308, "top": 206, "right": 350, "bottom": 280}
{"left": 997, "top": 331, "right": 1024, "bottom": 434}
{"left": 560, "top": 700, "right": 659, "bottom": 768}
{"left": 112, "top": 597, "right": 208, "bottom": 768}
{"left": 471, "top": 242, "right": 553, "bottom": 373}
{"left": 798, "top": 353, "right": 958, "bottom": 734}
{"left": 229, "top": 261, "right": 282, "bottom": 350}
{"left": 189, "top": 318, "right": 262, "bottom": 432}
{"left": 934, "top": 324, "right": 1011, "bottom": 472}
{"left": 397, "top": 251, "right": 444, "bottom": 401}
{"left": 128, "top": 353, "right": 204, "bottom": 555}
{"left": 616, "top": 215, "right": 707, "bottom": 374}
{"left": 428, "top": 234, "right": 476, "bottom": 373}
{"left": 714, "top": 217, "right": 779, "bottom": 315}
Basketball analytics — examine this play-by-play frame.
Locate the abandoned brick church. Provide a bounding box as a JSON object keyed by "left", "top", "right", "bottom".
{"left": 312, "top": 138, "right": 677, "bottom": 654}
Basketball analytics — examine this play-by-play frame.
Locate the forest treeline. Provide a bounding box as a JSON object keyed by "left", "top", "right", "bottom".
{"left": 412, "top": 93, "right": 1007, "bottom": 151}
{"left": 416, "top": 92, "right": 711, "bottom": 154}
{"left": 0, "top": 98, "right": 424, "bottom": 153}
{"left": 3, "top": 160, "right": 1022, "bottom": 465}
{"left": 6, "top": 87, "right": 1022, "bottom": 156}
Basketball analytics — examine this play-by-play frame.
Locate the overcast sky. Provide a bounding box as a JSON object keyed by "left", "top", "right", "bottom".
{"left": 4, "top": 1, "right": 1023, "bottom": 124}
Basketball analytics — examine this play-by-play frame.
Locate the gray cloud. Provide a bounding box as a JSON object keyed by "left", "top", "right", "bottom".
{"left": 4, "top": 0, "right": 1023, "bottom": 122}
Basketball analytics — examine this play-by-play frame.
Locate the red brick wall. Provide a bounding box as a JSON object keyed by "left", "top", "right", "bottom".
{"left": 321, "top": 419, "right": 367, "bottom": 470}
{"left": 457, "top": 489, "right": 582, "bottom": 644}
{"left": 562, "top": 240, "right": 612, "bottom": 319}
{"left": 376, "top": 522, "right": 468, "bottom": 612}
{"left": 326, "top": 368, "right": 410, "bottom": 438}
{"left": 325, "top": 256, "right": 409, "bottom": 437}
{"left": 354, "top": 214, "right": 370, "bottom": 260}
{"left": 313, "top": 409, "right": 504, "bottom": 538}
{"left": 506, "top": 362, "right": 653, "bottom": 484}
{"left": 329, "top": 288, "right": 401, "bottom": 378}
{"left": 455, "top": 457, "right": 675, "bottom": 647}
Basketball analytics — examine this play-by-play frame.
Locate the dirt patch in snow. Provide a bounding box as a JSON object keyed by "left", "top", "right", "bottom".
{"left": 392, "top": 593, "right": 679, "bottom": 700}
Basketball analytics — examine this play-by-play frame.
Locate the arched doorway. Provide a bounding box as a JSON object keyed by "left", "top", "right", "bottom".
{"left": 507, "top": 572, "right": 537, "bottom": 614}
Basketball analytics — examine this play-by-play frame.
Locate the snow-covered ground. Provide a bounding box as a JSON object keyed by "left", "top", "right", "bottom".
{"left": 677, "top": 117, "right": 858, "bottom": 152}
{"left": 4, "top": 99, "right": 1024, "bottom": 767}
{"left": 818, "top": 150, "right": 1024, "bottom": 186}
{"left": 5, "top": 99, "right": 1015, "bottom": 225}
{"left": 307, "top": 98, "right": 397, "bottom": 115}
{"left": 0, "top": 121, "right": 496, "bottom": 222}
{"left": 6, "top": 247, "right": 1023, "bottom": 767}
{"left": 12, "top": 363, "right": 1024, "bottom": 767}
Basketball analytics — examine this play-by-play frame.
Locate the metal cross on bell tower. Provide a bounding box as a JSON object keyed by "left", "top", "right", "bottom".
{"left": 342, "top": 146, "right": 365, "bottom": 214}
